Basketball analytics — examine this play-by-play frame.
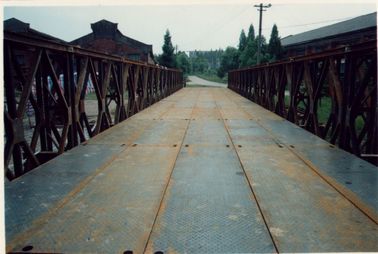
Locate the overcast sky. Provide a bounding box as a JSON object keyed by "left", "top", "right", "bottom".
{"left": 2, "top": 0, "right": 377, "bottom": 54}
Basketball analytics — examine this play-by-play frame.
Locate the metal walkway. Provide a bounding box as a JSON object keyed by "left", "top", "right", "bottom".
{"left": 6, "top": 87, "right": 378, "bottom": 253}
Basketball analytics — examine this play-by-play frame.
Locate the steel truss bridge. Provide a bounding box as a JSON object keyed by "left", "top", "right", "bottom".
{"left": 4, "top": 32, "right": 378, "bottom": 253}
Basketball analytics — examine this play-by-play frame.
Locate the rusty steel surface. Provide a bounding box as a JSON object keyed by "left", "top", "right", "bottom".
{"left": 5, "top": 143, "right": 124, "bottom": 242}
{"left": 146, "top": 129, "right": 276, "bottom": 252}
{"left": 3, "top": 31, "right": 183, "bottom": 180}
{"left": 6, "top": 87, "right": 378, "bottom": 253}
{"left": 257, "top": 118, "right": 378, "bottom": 215}
{"left": 216, "top": 89, "right": 377, "bottom": 252}
{"left": 228, "top": 40, "right": 377, "bottom": 165}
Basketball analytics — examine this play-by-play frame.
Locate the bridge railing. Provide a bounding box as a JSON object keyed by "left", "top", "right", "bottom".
{"left": 228, "top": 40, "right": 377, "bottom": 165}
{"left": 4, "top": 31, "right": 183, "bottom": 180}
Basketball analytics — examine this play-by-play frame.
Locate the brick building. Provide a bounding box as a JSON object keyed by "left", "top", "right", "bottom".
{"left": 281, "top": 12, "right": 377, "bottom": 57}
{"left": 4, "top": 18, "right": 69, "bottom": 82}
{"left": 71, "top": 19, "right": 155, "bottom": 64}
{"left": 4, "top": 18, "right": 67, "bottom": 43}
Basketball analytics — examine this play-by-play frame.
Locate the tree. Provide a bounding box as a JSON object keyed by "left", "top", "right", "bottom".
{"left": 238, "top": 24, "right": 257, "bottom": 68}
{"left": 247, "top": 24, "right": 255, "bottom": 42}
{"left": 240, "top": 35, "right": 269, "bottom": 67}
{"left": 158, "top": 29, "right": 176, "bottom": 68}
{"left": 176, "top": 51, "right": 191, "bottom": 74}
{"left": 217, "top": 47, "right": 240, "bottom": 78}
{"left": 191, "top": 55, "right": 209, "bottom": 73}
{"left": 189, "top": 50, "right": 223, "bottom": 71}
{"left": 268, "top": 24, "right": 283, "bottom": 61}
{"left": 238, "top": 29, "right": 247, "bottom": 52}
{"left": 239, "top": 37, "right": 258, "bottom": 67}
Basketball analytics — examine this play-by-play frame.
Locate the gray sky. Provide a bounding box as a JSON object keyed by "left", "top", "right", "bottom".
{"left": 2, "top": 0, "right": 377, "bottom": 54}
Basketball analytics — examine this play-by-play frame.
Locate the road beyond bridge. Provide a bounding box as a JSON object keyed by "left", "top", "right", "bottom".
{"left": 187, "top": 75, "right": 227, "bottom": 87}
{"left": 6, "top": 87, "right": 377, "bottom": 253}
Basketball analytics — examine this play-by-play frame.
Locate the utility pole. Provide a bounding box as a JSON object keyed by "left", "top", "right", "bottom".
{"left": 254, "top": 3, "right": 271, "bottom": 65}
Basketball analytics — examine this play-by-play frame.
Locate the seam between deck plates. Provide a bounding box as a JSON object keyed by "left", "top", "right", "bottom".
{"left": 143, "top": 88, "right": 200, "bottom": 253}
{"left": 6, "top": 103, "right": 175, "bottom": 253}
{"left": 224, "top": 88, "right": 378, "bottom": 225}
{"left": 213, "top": 89, "right": 280, "bottom": 253}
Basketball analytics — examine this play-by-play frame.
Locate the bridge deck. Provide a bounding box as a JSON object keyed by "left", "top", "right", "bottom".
{"left": 6, "top": 87, "right": 378, "bottom": 253}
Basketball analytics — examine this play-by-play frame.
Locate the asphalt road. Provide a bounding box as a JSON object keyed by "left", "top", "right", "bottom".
{"left": 187, "top": 75, "right": 227, "bottom": 87}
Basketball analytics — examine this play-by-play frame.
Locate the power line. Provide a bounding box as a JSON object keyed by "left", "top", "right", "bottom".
{"left": 177, "top": 15, "right": 357, "bottom": 52}
{"left": 175, "top": 12, "right": 358, "bottom": 53}
{"left": 187, "top": 5, "right": 253, "bottom": 48}
{"left": 261, "top": 16, "right": 355, "bottom": 30}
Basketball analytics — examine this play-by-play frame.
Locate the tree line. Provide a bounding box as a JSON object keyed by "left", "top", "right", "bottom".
{"left": 218, "top": 23, "right": 283, "bottom": 78}
{"left": 155, "top": 29, "right": 221, "bottom": 77}
{"left": 156, "top": 24, "right": 283, "bottom": 80}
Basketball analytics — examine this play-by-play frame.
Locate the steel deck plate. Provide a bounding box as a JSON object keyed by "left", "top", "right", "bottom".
{"left": 226, "top": 119, "right": 276, "bottom": 145}
{"left": 8, "top": 146, "right": 181, "bottom": 253}
{"left": 220, "top": 88, "right": 378, "bottom": 217}
{"left": 295, "top": 143, "right": 378, "bottom": 212}
{"left": 260, "top": 118, "right": 330, "bottom": 146}
{"left": 146, "top": 145, "right": 275, "bottom": 253}
{"left": 250, "top": 105, "right": 378, "bottom": 215}
{"left": 132, "top": 102, "right": 174, "bottom": 120}
{"left": 6, "top": 87, "right": 378, "bottom": 253}
{"left": 233, "top": 143, "right": 377, "bottom": 252}
{"left": 5, "top": 143, "right": 124, "bottom": 243}
{"left": 195, "top": 101, "right": 217, "bottom": 108}
{"left": 192, "top": 108, "right": 221, "bottom": 120}
{"left": 184, "top": 120, "right": 229, "bottom": 145}
{"left": 134, "top": 120, "right": 188, "bottom": 145}
{"left": 161, "top": 108, "right": 193, "bottom": 120}
{"left": 219, "top": 108, "right": 250, "bottom": 120}
{"left": 87, "top": 119, "right": 153, "bottom": 145}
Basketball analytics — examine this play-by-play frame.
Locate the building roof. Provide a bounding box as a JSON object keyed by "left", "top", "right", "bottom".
{"left": 71, "top": 19, "right": 153, "bottom": 56}
{"left": 281, "top": 12, "right": 377, "bottom": 46}
{"left": 4, "top": 18, "right": 68, "bottom": 44}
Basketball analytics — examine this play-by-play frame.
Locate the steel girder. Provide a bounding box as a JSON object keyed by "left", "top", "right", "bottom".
{"left": 3, "top": 32, "right": 183, "bottom": 180}
{"left": 228, "top": 40, "right": 377, "bottom": 165}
